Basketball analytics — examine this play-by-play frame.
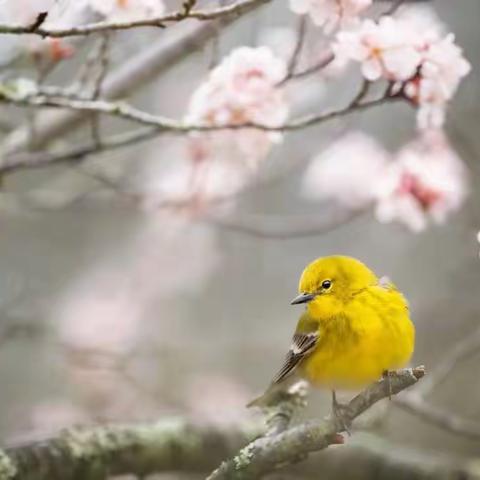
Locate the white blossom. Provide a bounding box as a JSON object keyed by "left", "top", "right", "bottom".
{"left": 335, "top": 13, "right": 471, "bottom": 129}
{"left": 407, "top": 34, "right": 471, "bottom": 129}
{"left": 334, "top": 17, "right": 422, "bottom": 81}
{"left": 289, "top": 0, "right": 372, "bottom": 33}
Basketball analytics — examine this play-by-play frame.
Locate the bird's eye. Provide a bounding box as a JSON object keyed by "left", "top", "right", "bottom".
{"left": 321, "top": 279, "right": 332, "bottom": 290}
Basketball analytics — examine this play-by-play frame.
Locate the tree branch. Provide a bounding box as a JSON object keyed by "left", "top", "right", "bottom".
{"left": 391, "top": 326, "right": 480, "bottom": 440}
{"left": 0, "top": 0, "right": 271, "bottom": 38}
{"left": 208, "top": 366, "right": 425, "bottom": 480}
{"left": 2, "top": 0, "right": 270, "bottom": 155}
{"left": 0, "top": 84, "right": 399, "bottom": 132}
{"left": 393, "top": 393, "right": 480, "bottom": 440}
{"left": 1, "top": 419, "right": 262, "bottom": 480}
{"left": 0, "top": 87, "right": 399, "bottom": 174}
{"left": 208, "top": 208, "right": 365, "bottom": 239}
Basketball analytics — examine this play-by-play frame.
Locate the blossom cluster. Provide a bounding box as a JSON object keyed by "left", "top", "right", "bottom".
{"left": 173, "top": 46, "right": 289, "bottom": 203}
{"left": 302, "top": 130, "right": 467, "bottom": 232}
{"left": 334, "top": 15, "right": 471, "bottom": 129}
{"left": 289, "top": 0, "right": 372, "bottom": 33}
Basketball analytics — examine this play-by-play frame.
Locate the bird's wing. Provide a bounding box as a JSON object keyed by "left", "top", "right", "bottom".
{"left": 271, "top": 331, "right": 318, "bottom": 384}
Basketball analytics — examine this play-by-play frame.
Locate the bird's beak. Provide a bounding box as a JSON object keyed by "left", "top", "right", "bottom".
{"left": 290, "top": 292, "right": 315, "bottom": 305}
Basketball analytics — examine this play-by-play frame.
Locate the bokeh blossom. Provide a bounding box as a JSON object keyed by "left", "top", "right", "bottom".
{"left": 334, "top": 14, "right": 471, "bottom": 129}
{"left": 303, "top": 130, "right": 467, "bottom": 232}
{"left": 289, "top": 0, "right": 372, "bottom": 33}
{"left": 88, "top": 0, "right": 165, "bottom": 21}
{"left": 302, "top": 131, "right": 391, "bottom": 208}
{"left": 1, "top": 0, "right": 55, "bottom": 25}
{"left": 375, "top": 130, "right": 467, "bottom": 232}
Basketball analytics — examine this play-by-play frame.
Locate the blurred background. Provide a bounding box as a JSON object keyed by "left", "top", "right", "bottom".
{"left": 0, "top": 0, "right": 479, "bottom": 478}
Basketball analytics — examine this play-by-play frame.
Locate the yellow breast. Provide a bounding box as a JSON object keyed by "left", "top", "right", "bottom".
{"left": 300, "top": 285, "right": 415, "bottom": 390}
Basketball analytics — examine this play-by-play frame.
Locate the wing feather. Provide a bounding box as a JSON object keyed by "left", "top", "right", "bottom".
{"left": 271, "top": 332, "right": 318, "bottom": 384}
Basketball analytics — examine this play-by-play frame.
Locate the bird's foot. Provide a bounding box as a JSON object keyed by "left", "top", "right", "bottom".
{"left": 331, "top": 391, "right": 352, "bottom": 435}
{"left": 382, "top": 370, "right": 394, "bottom": 400}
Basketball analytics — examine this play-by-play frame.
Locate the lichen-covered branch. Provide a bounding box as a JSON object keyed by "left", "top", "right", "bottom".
{"left": 207, "top": 366, "right": 425, "bottom": 480}
{"left": 0, "top": 87, "right": 399, "bottom": 174}
{"left": 0, "top": 419, "right": 262, "bottom": 480}
{"left": 0, "top": 86, "right": 399, "bottom": 133}
{"left": 2, "top": 365, "right": 479, "bottom": 480}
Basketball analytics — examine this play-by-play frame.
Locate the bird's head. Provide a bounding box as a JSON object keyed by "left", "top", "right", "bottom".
{"left": 291, "top": 255, "right": 378, "bottom": 316}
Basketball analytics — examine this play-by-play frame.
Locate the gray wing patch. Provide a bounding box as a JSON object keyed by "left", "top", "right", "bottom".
{"left": 271, "top": 332, "right": 318, "bottom": 384}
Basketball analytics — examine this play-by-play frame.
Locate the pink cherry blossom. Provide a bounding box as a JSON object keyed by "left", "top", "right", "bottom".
{"left": 88, "top": 0, "right": 165, "bottom": 21}
{"left": 334, "top": 17, "right": 422, "bottom": 81}
{"left": 289, "top": 0, "right": 372, "bottom": 33}
{"left": 405, "top": 34, "right": 471, "bottom": 129}
{"left": 374, "top": 130, "right": 467, "bottom": 231}
{"left": 181, "top": 47, "right": 288, "bottom": 203}
{"left": 302, "top": 130, "right": 467, "bottom": 232}
{"left": 302, "top": 131, "right": 390, "bottom": 208}
{"left": 335, "top": 13, "right": 471, "bottom": 129}
{"left": 55, "top": 213, "right": 219, "bottom": 354}
{"left": 145, "top": 144, "right": 258, "bottom": 208}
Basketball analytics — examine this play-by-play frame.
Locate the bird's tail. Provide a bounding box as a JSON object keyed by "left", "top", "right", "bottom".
{"left": 247, "top": 376, "right": 305, "bottom": 408}
{"left": 246, "top": 389, "right": 273, "bottom": 408}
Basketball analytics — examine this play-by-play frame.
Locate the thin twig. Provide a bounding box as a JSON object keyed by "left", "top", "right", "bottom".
{"left": 415, "top": 326, "right": 480, "bottom": 397}
{"left": 0, "top": 90, "right": 399, "bottom": 175}
{"left": 208, "top": 207, "right": 365, "bottom": 239}
{"left": 0, "top": 86, "right": 400, "bottom": 133}
{"left": 391, "top": 325, "right": 480, "bottom": 440}
{"left": 394, "top": 393, "right": 480, "bottom": 440}
{"left": 287, "top": 49, "right": 335, "bottom": 82}
{"left": 281, "top": 16, "right": 308, "bottom": 84}
{"left": 0, "top": 0, "right": 272, "bottom": 38}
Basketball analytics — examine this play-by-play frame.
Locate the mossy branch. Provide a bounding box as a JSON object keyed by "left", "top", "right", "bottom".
{"left": 207, "top": 366, "right": 425, "bottom": 480}
{"left": 0, "top": 419, "right": 262, "bottom": 480}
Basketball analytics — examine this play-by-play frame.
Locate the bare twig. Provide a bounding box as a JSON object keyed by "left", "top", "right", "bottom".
{"left": 394, "top": 393, "right": 480, "bottom": 440}
{"left": 208, "top": 367, "right": 425, "bottom": 480}
{"left": 208, "top": 207, "right": 365, "bottom": 239}
{"left": 0, "top": 0, "right": 271, "bottom": 38}
{"left": 414, "top": 326, "right": 480, "bottom": 397}
{"left": 382, "top": 0, "right": 407, "bottom": 16}
{"left": 89, "top": 34, "right": 111, "bottom": 146}
{"left": 0, "top": 88, "right": 399, "bottom": 175}
{"left": 287, "top": 49, "right": 335, "bottom": 82}
{"left": 0, "top": 127, "right": 158, "bottom": 174}
{"left": 25, "top": 12, "right": 48, "bottom": 33}
{"left": 0, "top": 85, "right": 400, "bottom": 133}
{"left": 281, "top": 16, "right": 308, "bottom": 84}
{"left": 391, "top": 326, "right": 480, "bottom": 440}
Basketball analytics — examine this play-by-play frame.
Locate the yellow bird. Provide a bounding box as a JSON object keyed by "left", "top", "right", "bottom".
{"left": 248, "top": 255, "right": 415, "bottom": 419}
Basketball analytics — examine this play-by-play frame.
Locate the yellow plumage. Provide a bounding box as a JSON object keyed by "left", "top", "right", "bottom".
{"left": 248, "top": 255, "right": 415, "bottom": 407}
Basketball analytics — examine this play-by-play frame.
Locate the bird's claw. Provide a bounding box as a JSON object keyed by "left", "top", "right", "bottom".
{"left": 331, "top": 391, "right": 352, "bottom": 435}
{"left": 382, "top": 370, "right": 394, "bottom": 400}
